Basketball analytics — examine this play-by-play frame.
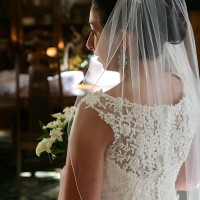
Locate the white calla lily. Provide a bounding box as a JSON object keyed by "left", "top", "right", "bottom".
{"left": 56, "top": 119, "right": 66, "bottom": 129}
{"left": 43, "top": 121, "right": 57, "bottom": 129}
{"left": 51, "top": 112, "right": 63, "bottom": 119}
{"left": 36, "top": 138, "right": 56, "bottom": 157}
{"left": 36, "top": 106, "right": 76, "bottom": 160}
{"left": 50, "top": 128, "right": 64, "bottom": 142}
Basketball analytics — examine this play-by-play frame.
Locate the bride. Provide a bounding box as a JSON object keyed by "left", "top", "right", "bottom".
{"left": 58, "top": 0, "right": 200, "bottom": 199}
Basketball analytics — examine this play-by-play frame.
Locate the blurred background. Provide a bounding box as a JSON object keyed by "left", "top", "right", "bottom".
{"left": 0, "top": 0, "right": 199, "bottom": 199}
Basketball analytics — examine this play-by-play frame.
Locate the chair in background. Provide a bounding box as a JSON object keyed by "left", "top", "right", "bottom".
{"left": 27, "top": 51, "right": 65, "bottom": 109}
{"left": 15, "top": 62, "right": 65, "bottom": 180}
{"left": 14, "top": 30, "right": 66, "bottom": 179}
{"left": 47, "top": 55, "right": 64, "bottom": 110}
{"left": 28, "top": 64, "right": 52, "bottom": 134}
{"left": 24, "top": 29, "right": 65, "bottom": 110}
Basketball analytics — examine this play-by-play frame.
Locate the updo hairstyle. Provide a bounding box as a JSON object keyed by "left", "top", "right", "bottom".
{"left": 92, "top": 0, "right": 187, "bottom": 58}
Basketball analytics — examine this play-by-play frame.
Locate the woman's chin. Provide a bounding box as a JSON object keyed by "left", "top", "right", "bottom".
{"left": 94, "top": 56, "right": 116, "bottom": 71}
{"left": 96, "top": 58, "right": 106, "bottom": 68}
{"left": 96, "top": 56, "right": 103, "bottom": 64}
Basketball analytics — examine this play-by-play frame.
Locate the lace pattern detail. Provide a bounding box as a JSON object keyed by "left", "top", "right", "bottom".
{"left": 80, "top": 90, "right": 198, "bottom": 199}
{"left": 101, "top": 158, "right": 179, "bottom": 200}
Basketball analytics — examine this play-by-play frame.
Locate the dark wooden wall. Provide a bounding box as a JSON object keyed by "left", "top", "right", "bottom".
{"left": 189, "top": 11, "right": 200, "bottom": 66}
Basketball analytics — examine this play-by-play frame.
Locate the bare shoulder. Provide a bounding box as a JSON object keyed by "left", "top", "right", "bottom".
{"left": 161, "top": 72, "right": 183, "bottom": 105}
{"left": 70, "top": 100, "right": 114, "bottom": 150}
{"left": 62, "top": 101, "right": 114, "bottom": 200}
{"left": 171, "top": 73, "right": 184, "bottom": 103}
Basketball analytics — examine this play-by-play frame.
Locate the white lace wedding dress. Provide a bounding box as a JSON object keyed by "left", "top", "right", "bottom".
{"left": 79, "top": 90, "right": 197, "bottom": 200}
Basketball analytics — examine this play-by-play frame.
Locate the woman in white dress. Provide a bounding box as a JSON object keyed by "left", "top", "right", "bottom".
{"left": 58, "top": 0, "right": 200, "bottom": 199}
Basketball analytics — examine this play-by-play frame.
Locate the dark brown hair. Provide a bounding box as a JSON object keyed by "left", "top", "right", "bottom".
{"left": 92, "top": 0, "right": 187, "bottom": 42}
{"left": 91, "top": 0, "right": 187, "bottom": 58}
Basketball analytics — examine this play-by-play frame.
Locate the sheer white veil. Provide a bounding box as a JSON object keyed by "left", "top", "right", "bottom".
{"left": 60, "top": 0, "right": 200, "bottom": 199}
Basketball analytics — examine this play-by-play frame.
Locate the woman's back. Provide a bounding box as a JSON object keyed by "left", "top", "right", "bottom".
{"left": 58, "top": 0, "right": 200, "bottom": 199}
{"left": 81, "top": 89, "right": 198, "bottom": 200}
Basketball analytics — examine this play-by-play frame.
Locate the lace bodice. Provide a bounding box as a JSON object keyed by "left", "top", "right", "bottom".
{"left": 81, "top": 90, "right": 198, "bottom": 200}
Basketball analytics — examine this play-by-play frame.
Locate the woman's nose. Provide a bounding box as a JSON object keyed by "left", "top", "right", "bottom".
{"left": 86, "top": 33, "right": 94, "bottom": 51}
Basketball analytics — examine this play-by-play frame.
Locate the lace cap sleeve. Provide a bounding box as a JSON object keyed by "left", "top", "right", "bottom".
{"left": 78, "top": 90, "right": 122, "bottom": 129}
{"left": 79, "top": 90, "right": 103, "bottom": 109}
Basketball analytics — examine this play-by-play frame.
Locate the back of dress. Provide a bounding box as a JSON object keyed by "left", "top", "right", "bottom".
{"left": 82, "top": 90, "right": 198, "bottom": 200}
{"left": 58, "top": 0, "right": 200, "bottom": 199}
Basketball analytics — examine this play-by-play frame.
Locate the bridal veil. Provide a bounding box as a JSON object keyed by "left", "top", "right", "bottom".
{"left": 61, "top": 0, "right": 200, "bottom": 199}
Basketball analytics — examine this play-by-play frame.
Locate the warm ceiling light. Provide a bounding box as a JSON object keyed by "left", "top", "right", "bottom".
{"left": 33, "top": 0, "right": 41, "bottom": 6}
{"left": 46, "top": 47, "right": 57, "bottom": 57}
{"left": 58, "top": 40, "right": 64, "bottom": 49}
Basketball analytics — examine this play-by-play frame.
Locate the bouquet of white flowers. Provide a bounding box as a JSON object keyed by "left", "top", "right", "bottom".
{"left": 35, "top": 106, "right": 76, "bottom": 161}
